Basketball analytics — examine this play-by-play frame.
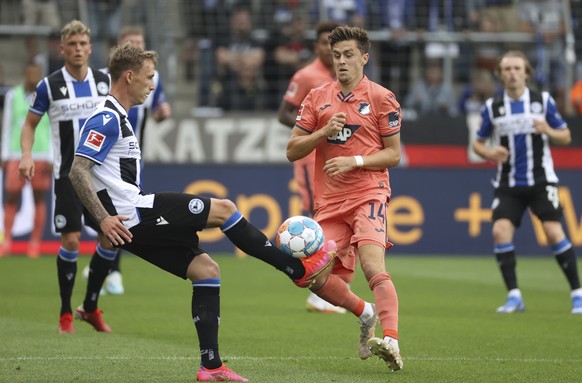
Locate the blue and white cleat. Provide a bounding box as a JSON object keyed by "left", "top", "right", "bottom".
{"left": 572, "top": 295, "right": 582, "bottom": 314}
{"left": 496, "top": 295, "right": 525, "bottom": 313}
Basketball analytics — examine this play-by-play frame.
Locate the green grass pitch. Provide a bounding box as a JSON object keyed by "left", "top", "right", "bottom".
{"left": 1, "top": 254, "right": 581, "bottom": 382}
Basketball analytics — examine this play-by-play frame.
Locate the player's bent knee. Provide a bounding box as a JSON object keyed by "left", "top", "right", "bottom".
{"left": 209, "top": 198, "right": 238, "bottom": 225}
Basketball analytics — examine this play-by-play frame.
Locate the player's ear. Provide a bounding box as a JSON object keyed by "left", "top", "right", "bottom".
{"left": 362, "top": 52, "right": 369, "bottom": 66}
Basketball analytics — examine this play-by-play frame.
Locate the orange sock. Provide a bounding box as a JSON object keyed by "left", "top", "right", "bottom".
{"left": 315, "top": 274, "right": 364, "bottom": 315}
{"left": 369, "top": 272, "right": 399, "bottom": 339}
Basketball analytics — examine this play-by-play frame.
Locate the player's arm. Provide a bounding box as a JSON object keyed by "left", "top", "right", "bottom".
{"left": 69, "top": 156, "right": 132, "bottom": 245}
{"left": 323, "top": 134, "right": 401, "bottom": 176}
{"left": 532, "top": 119, "right": 571, "bottom": 145}
{"left": 277, "top": 99, "right": 298, "bottom": 128}
{"left": 287, "top": 112, "right": 346, "bottom": 162}
{"left": 19, "top": 111, "right": 42, "bottom": 180}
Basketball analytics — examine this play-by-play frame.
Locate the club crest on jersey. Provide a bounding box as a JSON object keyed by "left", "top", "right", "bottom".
{"left": 358, "top": 102, "right": 370, "bottom": 115}
{"left": 97, "top": 81, "right": 109, "bottom": 96}
{"left": 188, "top": 198, "right": 204, "bottom": 214}
{"left": 296, "top": 104, "right": 304, "bottom": 121}
{"left": 84, "top": 130, "right": 106, "bottom": 151}
{"left": 531, "top": 101, "right": 543, "bottom": 114}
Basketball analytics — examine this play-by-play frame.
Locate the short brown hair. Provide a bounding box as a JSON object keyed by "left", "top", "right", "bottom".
{"left": 118, "top": 25, "right": 144, "bottom": 42}
{"left": 328, "top": 25, "right": 370, "bottom": 54}
{"left": 316, "top": 21, "right": 340, "bottom": 38}
{"left": 495, "top": 50, "right": 534, "bottom": 77}
{"left": 108, "top": 44, "right": 158, "bottom": 82}
{"left": 60, "top": 20, "right": 90, "bottom": 41}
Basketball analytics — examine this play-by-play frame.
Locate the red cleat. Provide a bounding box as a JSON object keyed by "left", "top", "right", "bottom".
{"left": 75, "top": 305, "right": 112, "bottom": 332}
{"left": 293, "top": 240, "right": 336, "bottom": 288}
{"left": 196, "top": 364, "right": 249, "bottom": 382}
{"left": 58, "top": 313, "right": 75, "bottom": 334}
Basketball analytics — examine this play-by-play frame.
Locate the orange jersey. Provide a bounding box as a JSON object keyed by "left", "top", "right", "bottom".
{"left": 284, "top": 58, "right": 335, "bottom": 212}
{"left": 296, "top": 76, "right": 401, "bottom": 209}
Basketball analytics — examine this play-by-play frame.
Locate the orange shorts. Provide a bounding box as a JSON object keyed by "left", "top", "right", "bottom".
{"left": 4, "top": 160, "right": 52, "bottom": 192}
{"left": 314, "top": 194, "right": 389, "bottom": 274}
{"left": 293, "top": 152, "right": 316, "bottom": 214}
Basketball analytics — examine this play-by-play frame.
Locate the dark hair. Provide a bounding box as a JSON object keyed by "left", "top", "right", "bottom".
{"left": 316, "top": 21, "right": 340, "bottom": 37}
{"left": 328, "top": 25, "right": 370, "bottom": 54}
{"left": 108, "top": 44, "right": 158, "bottom": 82}
{"left": 495, "top": 50, "right": 534, "bottom": 77}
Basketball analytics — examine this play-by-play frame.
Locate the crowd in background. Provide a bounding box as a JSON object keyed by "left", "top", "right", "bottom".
{"left": 1, "top": 0, "right": 582, "bottom": 117}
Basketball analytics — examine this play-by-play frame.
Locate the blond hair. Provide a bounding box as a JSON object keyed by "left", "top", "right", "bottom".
{"left": 60, "top": 20, "right": 90, "bottom": 41}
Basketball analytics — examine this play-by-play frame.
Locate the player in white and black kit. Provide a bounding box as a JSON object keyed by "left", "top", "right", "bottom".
{"left": 69, "top": 43, "right": 337, "bottom": 381}
{"left": 19, "top": 20, "right": 115, "bottom": 334}
{"left": 473, "top": 50, "right": 582, "bottom": 314}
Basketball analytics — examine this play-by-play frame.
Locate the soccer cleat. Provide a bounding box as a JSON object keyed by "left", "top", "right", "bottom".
{"left": 572, "top": 295, "right": 582, "bottom": 314}
{"left": 105, "top": 271, "right": 125, "bottom": 295}
{"left": 293, "top": 240, "right": 336, "bottom": 288}
{"left": 196, "top": 364, "right": 249, "bottom": 382}
{"left": 306, "top": 293, "right": 346, "bottom": 314}
{"left": 496, "top": 295, "right": 525, "bottom": 313}
{"left": 75, "top": 305, "right": 112, "bottom": 332}
{"left": 358, "top": 304, "right": 378, "bottom": 359}
{"left": 367, "top": 337, "right": 403, "bottom": 371}
{"left": 58, "top": 313, "right": 75, "bottom": 334}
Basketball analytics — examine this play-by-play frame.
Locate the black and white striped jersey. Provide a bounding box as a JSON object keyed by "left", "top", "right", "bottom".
{"left": 76, "top": 95, "right": 154, "bottom": 229}
{"left": 30, "top": 66, "right": 110, "bottom": 179}
{"left": 477, "top": 88, "right": 566, "bottom": 188}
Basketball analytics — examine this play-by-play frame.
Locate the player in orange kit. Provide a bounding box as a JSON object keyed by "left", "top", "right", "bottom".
{"left": 287, "top": 25, "right": 403, "bottom": 372}
{"left": 278, "top": 20, "right": 348, "bottom": 314}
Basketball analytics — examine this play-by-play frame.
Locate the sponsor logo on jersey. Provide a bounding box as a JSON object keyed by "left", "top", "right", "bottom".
{"left": 102, "top": 113, "right": 113, "bottom": 125}
{"left": 388, "top": 109, "right": 400, "bottom": 128}
{"left": 327, "top": 124, "right": 361, "bottom": 144}
{"left": 296, "top": 104, "right": 304, "bottom": 121}
{"left": 60, "top": 86, "right": 68, "bottom": 96}
{"left": 188, "top": 198, "right": 204, "bottom": 214}
{"left": 84, "top": 130, "right": 106, "bottom": 151}
{"left": 358, "top": 102, "right": 370, "bottom": 115}
{"left": 319, "top": 103, "right": 332, "bottom": 111}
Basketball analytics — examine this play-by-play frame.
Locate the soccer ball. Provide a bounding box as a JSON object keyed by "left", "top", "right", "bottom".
{"left": 276, "top": 216, "right": 325, "bottom": 258}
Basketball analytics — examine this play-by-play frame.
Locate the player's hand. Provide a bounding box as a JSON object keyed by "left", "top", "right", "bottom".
{"left": 18, "top": 157, "right": 35, "bottom": 181}
{"left": 532, "top": 119, "right": 549, "bottom": 135}
{"left": 324, "top": 112, "right": 346, "bottom": 136}
{"left": 488, "top": 146, "right": 510, "bottom": 163}
{"left": 153, "top": 102, "right": 172, "bottom": 122}
{"left": 323, "top": 156, "right": 359, "bottom": 176}
{"left": 100, "top": 215, "right": 132, "bottom": 246}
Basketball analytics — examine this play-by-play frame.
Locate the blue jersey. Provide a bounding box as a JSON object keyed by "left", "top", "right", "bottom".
{"left": 76, "top": 95, "right": 154, "bottom": 229}
{"left": 477, "top": 88, "right": 566, "bottom": 188}
{"left": 30, "top": 67, "right": 110, "bottom": 179}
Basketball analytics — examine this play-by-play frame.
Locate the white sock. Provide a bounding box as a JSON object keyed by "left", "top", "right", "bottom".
{"left": 359, "top": 302, "right": 374, "bottom": 322}
{"left": 384, "top": 336, "right": 400, "bottom": 352}
{"left": 508, "top": 288, "right": 521, "bottom": 298}
{"left": 571, "top": 288, "right": 582, "bottom": 298}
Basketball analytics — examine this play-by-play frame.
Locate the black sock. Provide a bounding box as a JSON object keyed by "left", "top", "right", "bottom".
{"left": 111, "top": 250, "right": 121, "bottom": 273}
{"left": 192, "top": 281, "right": 221, "bottom": 369}
{"left": 83, "top": 246, "right": 117, "bottom": 312}
{"left": 222, "top": 214, "right": 305, "bottom": 279}
{"left": 56, "top": 249, "right": 78, "bottom": 316}
{"left": 495, "top": 250, "right": 518, "bottom": 291}
{"left": 555, "top": 247, "right": 581, "bottom": 290}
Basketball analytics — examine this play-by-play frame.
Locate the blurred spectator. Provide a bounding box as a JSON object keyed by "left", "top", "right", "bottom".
{"left": 519, "top": 0, "right": 566, "bottom": 111}
{"left": 24, "top": 33, "right": 64, "bottom": 77}
{"left": 22, "top": 0, "right": 61, "bottom": 30}
{"left": 404, "top": 61, "right": 457, "bottom": 116}
{"left": 458, "top": 69, "right": 499, "bottom": 115}
{"left": 86, "top": 0, "right": 123, "bottom": 68}
{"left": 217, "top": 55, "right": 266, "bottom": 111}
{"left": 1, "top": 63, "right": 52, "bottom": 258}
{"left": 478, "top": 0, "right": 520, "bottom": 33}
{"left": 309, "top": 0, "right": 366, "bottom": 27}
{"left": 214, "top": 7, "right": 266, "bottom": 109}
{"left": 263, "top": 13, "right": 311, "bottom": 110}
{"left": 459, "top": 69, "right": 500, "bottom": 162}
{"left": 0, "top": 64, "right": 10, "bottom": 112}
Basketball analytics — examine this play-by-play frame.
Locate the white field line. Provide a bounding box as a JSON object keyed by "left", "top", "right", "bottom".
{"left": 1, "top": 355, "right": 581, "bottom": 363}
